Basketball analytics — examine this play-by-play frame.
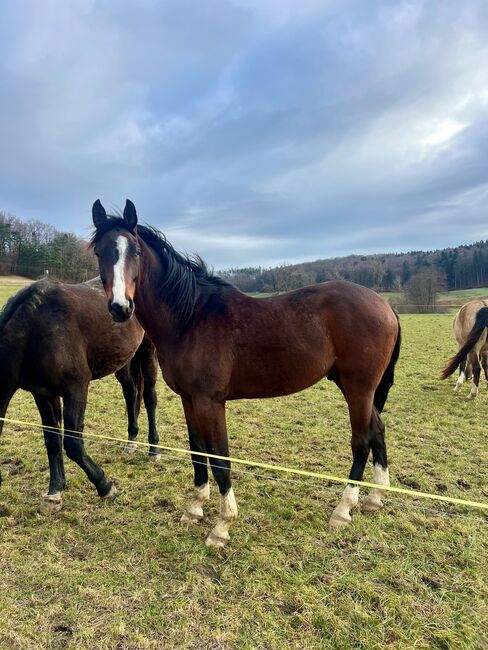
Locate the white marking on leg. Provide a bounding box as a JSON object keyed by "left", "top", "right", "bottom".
{"left": 113, "top": 235, "right": 130, "bottom": 309}
{"left": 101, "top": 483, "right": 118, "bottom": 500}
{"left": 468, "top": 383, "right": 479, "bottom": 399}
{"left": 40, "top": 491, "right": 63, "bottom": 514}
{"left": 454, "top": 371, "right": 465, "bottom": 392}
{"left": 206, "top": 487, "right": 238, "bottom": 547}
{"left": 363, "top": 464, "right": 389, "bottom": 512}
{"left": 181, "top": 482, "right": 210, "bottom": 523}
{"left": 329, "top": 485, "right": 359, "bottom": 529}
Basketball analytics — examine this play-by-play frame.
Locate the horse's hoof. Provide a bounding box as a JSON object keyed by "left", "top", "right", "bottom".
{"left": 362, "top": 496, "right": 384, "bottom": 513}
{"left": 180, "top": 510, "right": 203, "bottom": 524}
{"left": 328, "top": 512, "right": 351, "bottom": 529}
{"left": 123, "top": 441, "right": 138, "bottom": 453}
{"left": 466, "top": 393, "right": 477, "bottom": 401}
{"left": 40, "top": 492, "right": 62, "bottom": 515}
{"left": 101, "top": 483, "right": 118, "bottom": 500}
{"left": 205, "top": 531, "right": 229, "bottom": 548}
{"left": 453, "top": 385, "right": 461, "bottom": 393}
{"left": 149, "top": 452, "right": 162, "bottom": 463}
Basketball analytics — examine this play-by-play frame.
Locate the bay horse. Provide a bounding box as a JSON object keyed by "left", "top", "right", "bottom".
{"left": 0, "top": 277, "right": 160, "bottom": 513}
{"left": 442, "top": 300, "right": 488, "bottom": 397}
{"left": 91, "top": 200, "right": 401, "bottom": 547}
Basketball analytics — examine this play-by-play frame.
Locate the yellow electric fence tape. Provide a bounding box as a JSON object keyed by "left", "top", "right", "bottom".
{"left": 0, "top": 416, "right": 487, "bottom": 512}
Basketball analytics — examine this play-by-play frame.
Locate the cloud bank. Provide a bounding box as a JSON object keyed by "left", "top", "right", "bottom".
{"left": 1, "top": 0, "right": 488, "bottom": 268}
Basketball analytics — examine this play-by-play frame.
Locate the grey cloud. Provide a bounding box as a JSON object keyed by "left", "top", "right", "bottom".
{"left": 1, "top": 0, "right": 487, "bottom": 268}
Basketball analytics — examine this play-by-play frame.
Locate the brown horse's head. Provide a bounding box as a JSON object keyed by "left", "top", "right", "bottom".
{"left": 91, "top": 199, "right": 140, "bottom": 322}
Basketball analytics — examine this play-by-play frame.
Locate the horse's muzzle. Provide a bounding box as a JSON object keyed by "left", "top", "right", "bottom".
{"left": 108, "top": 299, "right": 134, "bottom": 322}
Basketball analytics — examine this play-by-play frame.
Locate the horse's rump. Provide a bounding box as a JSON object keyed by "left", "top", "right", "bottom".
{"left": 442, "top": 305, "right": 488, "bottom": 379}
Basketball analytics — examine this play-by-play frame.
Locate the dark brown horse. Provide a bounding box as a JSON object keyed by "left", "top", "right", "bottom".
{"left": 0, "top": 277, "right": 160, "bottom": 513}
{"left": 91, "top": 200, "right": 401, "bottom": 547}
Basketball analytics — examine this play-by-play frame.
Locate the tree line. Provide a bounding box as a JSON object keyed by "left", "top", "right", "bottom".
{"left": 220, "top": 241, "right": 488, "bottom": 296}
{"left": 0, "top": 211, "right": 98, "bottom": 282}
{"left": 1, "top": 209, "right": 487, "bottom": 301}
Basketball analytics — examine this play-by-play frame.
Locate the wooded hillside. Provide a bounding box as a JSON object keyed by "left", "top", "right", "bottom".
{"left": 221, "top": 241, "right": 488, "bottom": 293}
{"left": 1, "top": 208, "right": 487, "bottom": 293}
{"left": 0, "top": 211, "right": 97, "bottom": 282}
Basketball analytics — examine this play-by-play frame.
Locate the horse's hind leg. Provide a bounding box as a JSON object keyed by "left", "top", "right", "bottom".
{"left": 467, "top": 350, "right": 482, "bottom": 400}
{"left": 482, "top": 352, "right": 488, "bottom": 384}
{"left": 62, "top": 384, "right": 116, "bottom": 500}
{"left": 35, "top": 395, "right": 66, "bottom": 514}
{"left": 362, "top": 408, "right": 389, "bottom": 513}
{"left": 115, "top": 365, "right": 139, "bottom": 452}
{"left": 454, "top": 359, "right": 468, "bottom": 393}
{"left": 329, "top": 386, "right": 374, "bottom": 529}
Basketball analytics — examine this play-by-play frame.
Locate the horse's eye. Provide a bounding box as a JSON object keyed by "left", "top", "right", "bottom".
{"left": 94, "top": 251, "right": 99, "bottom": 257}
{"left": 136, "top": 249, "right": 141, "bottom": 256}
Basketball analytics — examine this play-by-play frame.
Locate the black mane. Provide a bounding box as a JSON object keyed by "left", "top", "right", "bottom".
{"left": 90, "top": 218, "right": 232, "bottom": 326}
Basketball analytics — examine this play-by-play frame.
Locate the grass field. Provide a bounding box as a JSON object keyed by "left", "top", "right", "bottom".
{"left": 0, "top": 289, "right": 487, "bottom": 648}
{"left": 0, "top": 276, "right": 32, "bottom": 306}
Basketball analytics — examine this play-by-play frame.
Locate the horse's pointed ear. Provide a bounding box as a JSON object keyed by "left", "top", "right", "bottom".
{"left": 92, "top": 199, "right": 107, "bottom": 228}
{"left": 123, "top": 199, "right": 138, "bottom": 231}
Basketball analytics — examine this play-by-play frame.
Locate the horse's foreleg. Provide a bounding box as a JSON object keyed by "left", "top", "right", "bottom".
{"left": 115, "top": 365, "right": 139, "bottom": 452}
{"left": 143, "top": 356, "right": 160, "bottom": 459}
{"left": 362, "top": 408, "right": 389, "bottom": 513}
{"left": 35, "top": 395, "right": 66, "bottom": 513}
{"left": 63, "top": 385, "right": 116, "bottom": 500}
{"left": 0, "top": 386, "right": 16, "bottom": 493}
{"left": 193, "top": 398, "right": 237, "bottom": 548}
{"left": 180, "top": 398, "right": 210, "bottom": 524}
{"left": 329, "top": 386, "right": 374, "bottom": 529}
{"left": 0, "top": 386, "right": 15, "bottom": 436}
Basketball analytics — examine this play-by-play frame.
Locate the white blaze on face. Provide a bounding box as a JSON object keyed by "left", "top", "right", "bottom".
{"left": 112, "top": 235, "right": 129, "bottom": 308}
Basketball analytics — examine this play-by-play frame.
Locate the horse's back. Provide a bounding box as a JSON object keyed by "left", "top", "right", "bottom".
{"left": 253, "top": 281, "right": 397, "bottom": 345}
{"left": 223, "top": 281, "right": 399, "bottom": 399}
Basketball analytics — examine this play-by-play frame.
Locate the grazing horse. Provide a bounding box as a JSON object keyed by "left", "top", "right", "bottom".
{"left": 0, "top": 277, "right": 160, "bottom": 513}
{"left": 442, "top": 300, "right": 488, "bottom": 397}
{"left": 91, "top": 200, "right": 401, "bottom": 547}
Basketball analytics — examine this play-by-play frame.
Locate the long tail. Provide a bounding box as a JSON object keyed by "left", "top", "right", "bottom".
{"left": 441, "top": 307, "right": 488, "bottom": 380}
{"left": 374, "top": 312, "right": 401, "bottom": 414}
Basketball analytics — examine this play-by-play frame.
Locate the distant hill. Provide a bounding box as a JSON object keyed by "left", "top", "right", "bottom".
{"left": 221, "top": 241, "right": 488, "bottom": 294}
{"left": 0, "top": 210, "right": 97, "bottom": 283}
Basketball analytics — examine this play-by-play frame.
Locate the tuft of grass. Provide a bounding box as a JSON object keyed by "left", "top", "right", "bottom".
{"left": 0, "top": 289, "right": 486, "bottom": 648}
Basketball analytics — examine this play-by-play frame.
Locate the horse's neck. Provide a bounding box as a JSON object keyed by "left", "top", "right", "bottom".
{"left": 135, "top": 241, "right": 179, "bottom": 348}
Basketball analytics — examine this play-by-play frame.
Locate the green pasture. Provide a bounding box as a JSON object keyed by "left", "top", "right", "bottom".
{"left": 0, "top": 281, "right": 31, "bottom": 306}
{"left": 0, "top": 287, "right": 487, "bottom": 648}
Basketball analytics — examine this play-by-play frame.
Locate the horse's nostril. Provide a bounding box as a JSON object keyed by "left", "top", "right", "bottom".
{"left": 108, "top": 300, "right": 133, "bottom": 322}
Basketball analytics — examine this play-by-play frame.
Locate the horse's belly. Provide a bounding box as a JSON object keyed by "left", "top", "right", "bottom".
{"left": 228, "top": 353, "right": 330, "bottom": 399}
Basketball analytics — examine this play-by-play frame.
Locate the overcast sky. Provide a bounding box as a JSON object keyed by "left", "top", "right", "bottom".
{"left": 1, "top": 0, "right": 488, "bottom": 269}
